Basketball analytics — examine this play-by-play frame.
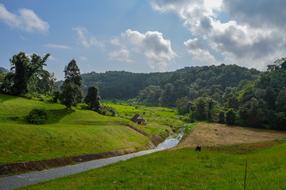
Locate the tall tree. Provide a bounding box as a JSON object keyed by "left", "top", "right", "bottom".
{"left": 10, "top": 52, "right": 29, "bottom": 95}
{"left": 194, "top": 97, "right": 208, "bottom": 120}
{"left": 226, "top": 109, "right": 236, "bottom": 125}
{"left": 3, "top": 52, "right": 50, "bottom": 95}
{"left": 60, "top": 60, "right": 82, "bottom": 109}
{"left": 218, "top": 111, "right": 225, "bottom": 124}
{"left": 84, "top": 86, "right": 100, "bottom": 111}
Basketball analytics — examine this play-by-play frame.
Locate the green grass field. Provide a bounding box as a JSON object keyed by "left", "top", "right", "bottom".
{"left": 22, "top": 141, "right": 286, "bottom": 190}
{"left": 105, "top": 103, "right": 185, "bottom": 138}
{"left": 0, "top": 94, "right": 184, "bottom": 164}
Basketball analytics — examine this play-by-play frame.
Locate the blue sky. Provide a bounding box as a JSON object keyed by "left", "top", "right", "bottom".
{"left": 1, "top": 0, "right": 285, "bottom": 79}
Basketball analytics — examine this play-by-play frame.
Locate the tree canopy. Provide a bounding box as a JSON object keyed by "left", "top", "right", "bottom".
{"left": 60, "top": 59, "right": 82, "bottom": 109}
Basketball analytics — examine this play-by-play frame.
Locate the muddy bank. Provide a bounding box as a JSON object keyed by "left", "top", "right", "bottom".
{"left": 0, "top": 149, "right": 137, "bottom": 176}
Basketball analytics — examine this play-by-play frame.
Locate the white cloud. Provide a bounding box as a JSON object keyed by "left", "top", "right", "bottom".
{"left": 110, "top": 38, "right": 121, "bottom": 46}
{"left": 44, "top": 43, "right": 71, "bottom": 49}
{"left": 223, "top": 0, "right": 286, "bottom": 30}
{"left": 48, "top": 55, "right": 56, "bottom": 61}
{"left": 109, "top": 49, "right": 132, "bottom": 63}
{"left": 151, "top": 0, "right": 286, "bottom": 70}
{"left": 80, "top": 56, "right": 88, "bottom": 62}
{"left": 0, "top": 3, "right": 49, "bottom": 33}
{"left": 123, "top": 29, "right": 176, "bottom": 71}
{"left": 73, "top": 27, "right": 104, "bottom": 48}
{"left": 184, "top": 38, "right": 217, "bottom": 65}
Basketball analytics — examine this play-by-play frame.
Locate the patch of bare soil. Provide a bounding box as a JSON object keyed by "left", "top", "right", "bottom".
{"left": 178, "top": 123, "right": 286, "bottom": 148}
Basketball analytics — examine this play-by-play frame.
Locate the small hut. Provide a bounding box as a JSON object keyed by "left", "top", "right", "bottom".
{"left": 131, "top": 114, "right": 146, "bottom": 125}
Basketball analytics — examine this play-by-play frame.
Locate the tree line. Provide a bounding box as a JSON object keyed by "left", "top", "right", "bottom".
{"left": 175, "top": 59, "right": 286, "bottom": 130}
{"left": 0, "top": 52, "right": 102, "bottom": 114}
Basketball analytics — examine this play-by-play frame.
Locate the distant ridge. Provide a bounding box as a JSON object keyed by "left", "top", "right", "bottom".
{"left": 80, "top": 64, "right": 261, "bottom": 101}
{"left": 0, "top": 67, "right": 8, "bottom": 73}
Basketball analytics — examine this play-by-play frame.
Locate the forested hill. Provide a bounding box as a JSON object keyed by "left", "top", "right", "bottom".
{"left": 0, "top": 67, "right": 8, "bottom": 73}
{"left": 81, "top": 64, "right": 260, "bottom": 105}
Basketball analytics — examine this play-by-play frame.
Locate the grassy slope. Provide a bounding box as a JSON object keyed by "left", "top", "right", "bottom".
{"left": 23, "top": 141, "right": 286, "bottom": 190}
{"left": 0, "top": 95, "right": 151, "bottom": 164}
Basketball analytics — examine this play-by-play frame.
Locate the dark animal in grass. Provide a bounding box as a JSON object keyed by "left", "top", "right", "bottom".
{"left": 195, "top": 146, "right": 201, "bottom": 152}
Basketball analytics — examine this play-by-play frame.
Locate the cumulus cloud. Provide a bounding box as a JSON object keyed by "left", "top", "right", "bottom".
{"left": 122, "top": 29, "right": 176, "bottom": 70}
{"left": 184, "top": 38, "right": 217, "bottom": 65}
{"left": 44, "top": 43, "right": 71, "bottom": 49}
{"left": 73, "top": 27, "right": 104, "bottom": 48}
{"left": 0, "top": 3, "right": 49, "bottom": 33}
{"left": 151, "top": 0, "right": 286, "bottom": 70}
{"left": 109, "top": 49, "right": 132, "bottom": 63}
{"left": 223, "top": 0, "right": 286, "bottom": 29}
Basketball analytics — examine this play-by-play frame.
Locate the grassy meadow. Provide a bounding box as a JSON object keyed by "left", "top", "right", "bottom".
{"left": 0, "top": 94, "right": 184, "bottom": 164}
{"left": 22, "top": 141, "right": 286, "bottom": 190}
{"left": 105, "top": 102, "right": 185, "bottom": 137}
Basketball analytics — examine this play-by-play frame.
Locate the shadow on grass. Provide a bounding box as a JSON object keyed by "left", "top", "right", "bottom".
{"left": 0, "top": 93, "right": 19, "bottom": 103}
{"left": 46, "top": 109, "right": 75, "bottom": 124}
{"left": 4, "top": 108, "right": 74, "bottom": 125}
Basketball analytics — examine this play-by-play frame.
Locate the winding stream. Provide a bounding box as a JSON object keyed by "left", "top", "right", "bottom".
{"left": 0, "top": 131, "right": 184, "bottom": 190}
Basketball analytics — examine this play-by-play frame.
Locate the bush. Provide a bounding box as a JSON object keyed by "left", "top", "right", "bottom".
{"left": 98, "top": 106, "right": 117, "bottom": 116}
{"left": 27, "top": 109, "right": 48, "bottom": 124}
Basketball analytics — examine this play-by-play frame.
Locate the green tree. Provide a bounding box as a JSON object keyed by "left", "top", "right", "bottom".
{"left": 239, "top": 98, "right": 265, "bottom": 128}
{"left": 138, "top": 85, "right": 162, "bottom": 106}
{"left": 207, "top": 98, "right": 215, "bottom": 121}
{"left": 84, "top": 86, "right": 101, "bottom": 111}
{"left": 159, "top": 83, "right": 176, "bottom": 107}
{"left": 194, "top": 97, "right": 208, "bottom": 120}
{"left": 27, "top": 71, "right": 55, "bottom": 96}
{"left": 60, "top": 60, "right": 82, "bottom": 109}
{"left": 0, "top": 72, "right": 14, "bottom": 94}
{"left": 218, "top": 111, "right": 225, "bottom": 124}
{"left": 176, "top": 97, "right": 191, "bottom": 115}
{"left": 11, "top": 52, "right": 50, "bottom": 95}
{"left": 276, "top": 88, "right": 286, "bottom": 112}
{"left": 226, "top": 109, "right": 236, "bottom": 125}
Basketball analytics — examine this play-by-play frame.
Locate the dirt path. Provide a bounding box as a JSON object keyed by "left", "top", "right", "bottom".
{"left": 179, "top": 123, "right": 286, "bottom": 148}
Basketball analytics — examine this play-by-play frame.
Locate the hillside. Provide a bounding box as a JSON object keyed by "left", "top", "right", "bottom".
{"left": 0, "top": 67, "right": 8, "bottom": 73}
{"left": 81, "top": 64, "right": 260, "bottom": 105}
{"left": 0, "top": 94, "right": 184, "bottom": 165}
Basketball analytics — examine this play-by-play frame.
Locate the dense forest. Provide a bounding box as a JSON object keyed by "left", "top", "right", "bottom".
{"left": 81, "top": 64, "right": 260, "bottom": 105}
{"left": 80, "top": 62, "right": 286, "bottom": 130}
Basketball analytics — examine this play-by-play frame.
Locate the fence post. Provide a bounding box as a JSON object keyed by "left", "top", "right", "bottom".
{"left": 244, "top": 160, "right": 248, "bottom": 190}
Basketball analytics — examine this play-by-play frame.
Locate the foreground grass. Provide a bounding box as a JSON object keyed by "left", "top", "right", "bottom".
{"left": 0, "top": 94, "right": 184, "bottom": 164}
{"left": 23, "top": 141, "right": 286, "bottom": 190}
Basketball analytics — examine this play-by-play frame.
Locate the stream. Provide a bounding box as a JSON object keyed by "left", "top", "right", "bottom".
{"left": 0, "top": 131, "right": 184, "bottom": 190}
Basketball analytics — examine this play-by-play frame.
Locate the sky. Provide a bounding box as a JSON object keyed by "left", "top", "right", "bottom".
{"left": 0, "top": 0, "right": 286, "bottom": 79}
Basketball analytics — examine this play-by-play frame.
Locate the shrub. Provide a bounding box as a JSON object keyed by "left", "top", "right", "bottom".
{"left": 98, "top": 106, "right": 117, "bottom": 116}
{"left": 27, "top": 109, "right": 48, "bottom": 124}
